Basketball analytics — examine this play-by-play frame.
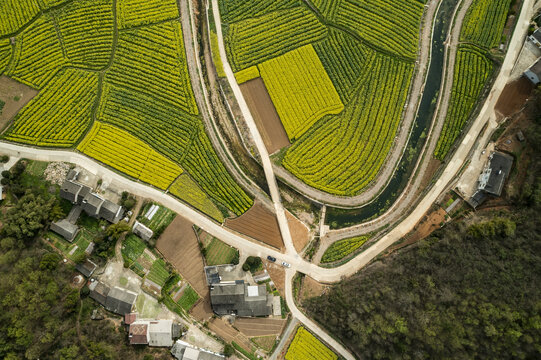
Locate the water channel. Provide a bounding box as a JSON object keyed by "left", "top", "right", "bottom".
{"left": 326, "top": 0, "right": 461, "bottom": 229}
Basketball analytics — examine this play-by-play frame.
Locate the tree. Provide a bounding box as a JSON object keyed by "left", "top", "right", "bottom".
{"left": 106, "top": 221, "right": 130, "bottom": 241}
{"left": 72, "top": 252, "right": 87, "bottom": 264}
{"left": 0, "top": 155, "right": 9, "bottom": 163}
{"left": 223, "top": 344, "right": 235, "bottom": 357}
{"left": 40, "top": 252, "right": 61, "bottom": 270}
{"left": 242, "top": 256, "right": 261, "bottom": 272}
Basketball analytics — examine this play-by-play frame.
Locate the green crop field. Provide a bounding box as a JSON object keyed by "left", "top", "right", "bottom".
{"left": 259, "top": 44, "right": 344, "bottom": 141}
{"left": 460, "top": 0, "right": 513, "bottom": 49}
{"left": 169, "top": 174, "right": 224, "bottom": 222}
{"left": 221, "top": 0, "right": 423, "bottom": 195}
{"left": 139, "top": 203, "right": 176, "bottom": 232}
{"left": 204, "top": 237, "right": 239, "bottom": 265}
{"left": 146, "top": 259, "right": 170, "bottom": 287}
{"left": 435, "top": 45, "right": 493, "bottom": 160}
{"left": 0, "top": 0, "right": 253, "bottom": 219}
{"left": 285, "top": 326, "right": 337, "bottom": 360}
{"left": 321, "top": 235, "right": 370, "bottom": 263}
{"left": 178, "top": 285, "right": 199, "bottom": 311}
{"left": 122, "top": 234, "right": 147, "bottom": 265}
{"left": 435, "top": 0, "right": 511, "bottom": 160}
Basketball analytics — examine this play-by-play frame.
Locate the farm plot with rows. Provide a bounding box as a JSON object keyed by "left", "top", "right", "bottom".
{"left": 285, "top": 326, "right": 337, "bottom": 360}
{"left": 138, "top": 203, "right": 177, "bottom": 233}
{"left": 435, "top": 0, "right": 512, "bottom": 160}
{"left": 220, "top": 0, "right": 424, "bottom": 195}
{"left": 321, "top": 235, "right": 371, "bottom": 264}
{"left": 0, "top": 0, "right": 253, "bottom": 220}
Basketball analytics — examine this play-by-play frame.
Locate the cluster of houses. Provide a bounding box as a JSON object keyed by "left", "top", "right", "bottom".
{"left": 51, "top": 169, "right": 125, "bottom": 242}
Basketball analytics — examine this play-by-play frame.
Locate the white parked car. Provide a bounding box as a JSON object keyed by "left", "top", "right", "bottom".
{"left": 281, "top": 261, "right": 291, "bottom": 268}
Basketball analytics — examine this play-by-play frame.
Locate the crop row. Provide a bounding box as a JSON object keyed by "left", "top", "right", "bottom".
{"left": 311, "top": 0, "right": 341, "bottom": 20}
{"left": 117, "top": 0, "right": 179, "bottom": 29}
{"left": 0, "top": 39, "right": 11, "bottom": 74}
{"left": 259, "top": 44, "right": 344, "bottom": 141}
{"left": 234, "top": 65, "right": 259, "bottom": 84}
{"left": 460, "top": 0, "right": 513, "bottom": 49}
{"left": 0, "top": 0, "right": 41, "bottom": 37}
{"left": 182, "top": 124, "right": 254, "bottom": 216}
{"left": 218, "top": 0, "right": 298, "bottom": 25}
{"left": 4, "top": 68, "right": 97, "bottom": 147}
{"left": 105, "top": 21, "right": 198, "bottom": 116}
{"left": 321, "top": 235, "right": 370, "bottom": 263}
{"left": 225, "top": 6, "right": 327, "bottom": 72}
{"left": 78, "top": 122, "right": 183, "bottom": 190}
{"left": 56, "top": 0, "right": 114, "bottom": 69}
{"left": 314, "top": 28, "right": 374, "bottom": 103}
{"left": 5, "top": 15, "right": 67, "bottom": 88}
{"left": 285, "top": 326, "right": 337, "bottom": 360}
{"left": 169, "top": 174, "right": 224, "bottom": 222}
{"left": 434, "top": 45, "right": 492, "bottom": 160}
{"left": 334, "top": 0, "right": 424, "bottom": 59}
{"left": 283, "top": 55, "right": 413, "bottom": 196}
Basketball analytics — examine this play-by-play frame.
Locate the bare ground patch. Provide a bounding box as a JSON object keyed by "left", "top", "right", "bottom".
{"left": 300, "top": 276, "right": 327, "bottom": 302}
{"left": 0, "top": 76, "right": 38, "bottom": 132}
{"left": 287, "top": 211, "right": 310, "bottom": 253}
{"left": 234, "top": 318, "right": 286, "bottom": 337}
{"left": 265, "top": 262, "right": 285, "bottom": 296}
{"left": 240, "top": 78, "right": 290, "bottom": 154}
{"left": 495, "top": 77, "right": 534, "bottom": 117}
{"left": 208, "top": 317, "right": 253, "bottom": 352}
{"left": 225, "top": 201, "right": 284, "bottom": 250}
{"left": 156, "top": 216, "right": 208, "bottom": 297}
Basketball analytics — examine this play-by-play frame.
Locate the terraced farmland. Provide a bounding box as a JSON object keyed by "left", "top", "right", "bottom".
{"left": 0, "top": 0, "right": 253, "bottom": 219}
{"left": 435, "top": 0, "right": 511, "bottom": 160}
{"left": 220, "top": 0, "right": 423, "bottom": 195}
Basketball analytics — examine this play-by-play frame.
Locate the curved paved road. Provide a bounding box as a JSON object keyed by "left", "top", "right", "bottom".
{"left": 270, "top": 0, "right": 439, "bottom": 208}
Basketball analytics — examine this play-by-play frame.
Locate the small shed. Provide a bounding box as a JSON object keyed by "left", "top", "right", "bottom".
{"left": 133, "top": 221, "right": 154, "bottom": 241}
{"left": 50, "top": 219, "right": 79, "bottom": 242}
{"left": 76, "top": 259, "right": 98, "bottom": 278}
{"left": 524, "top": 58, "right": 541, "bottom": 85}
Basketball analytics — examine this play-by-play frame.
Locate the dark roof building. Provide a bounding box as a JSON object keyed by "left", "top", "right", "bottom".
{"left": 210, "top": 282, "right": 272, "bottom": 317}
{"left": 105, "top": 287, "right": 137, "bottom": 315}
{"left": 478, "top": 152, "right": 514, "bottom": 196}
{"left": 529, "top": 28, "right": 541, "bottom": 48}
{"left": 60, "top": 180, "right": 91, "bottom": 205}
{"left": 76, "top": 259, "right": 98, "bottom": 278}
{"left": 100, "top": 200, "right": 124, "bottom": 224}
{"left": 50, "top": 219, "right": 79, "bottom": 242}
{"left": 89, "top": 281, "right": 110, "bottom": 306}
{"left": 82, "top": 192, "right": 105, "bottom": 218}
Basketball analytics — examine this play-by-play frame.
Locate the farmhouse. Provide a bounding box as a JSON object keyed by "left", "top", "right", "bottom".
{"left": 60, "top": 179, "right": 91, "bottom": 205}
{"left": 133, "top": 220, "right": 154, "bottom": 241}
{"left": 524, "top": 58, "right": 541, "bottom": 85}
{"left": 76, "top": 259, "right": 98, "bottom": 278}
{"left": 171, "top": 340, "right": 224, "bottom": 360}
{"left": 209, "top": 281, "right": 273, "bottom": 317}
{"left": 50, "top": 219, "right": 79, "bottom": 241}
{"left": 89, "top": 281, "right": 137, "bottom": 315}
{"left": 469, "top": 151, "right": 514, "bottom": 208}
{"left": 125, "top": 314, "right": 181, "bottom": 347}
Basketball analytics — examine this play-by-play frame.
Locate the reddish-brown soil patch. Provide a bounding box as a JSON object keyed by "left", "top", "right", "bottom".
{"left": 0, "top": 76, "right": 38, "bottom": 132}
{"left": 287, "top": 211, "right": 310, "bottom": 253}
{"left": 388, "top": 207, "right": 447, "bottom": 254}
{"left": 225, "top": 201, "right": 284, "bottom": 250}
{"left": 208, "top": 317, "right": 253, "bottom": 352}
{"left": 190, "top": 294, "right": 214, "bottom": 322}
{"left": 240, "top": 78, "right": 290, "bottom": 154}
{"left": 234, "top": 318, "right": 286, "bottom": 337}
{"left": 265, "top": 262, "right": 285, "bottom": 296}
{"left": 156, "top": 216, "right": 208, "bottom": 297}
{"left": 419, "top": 158, "right": 442, "bottom": 190}
{"left": 495, "top": 77, "right": 534, "bottom": 117}
{"left": 300, "top": 276, "right": 327, "bottom": 302}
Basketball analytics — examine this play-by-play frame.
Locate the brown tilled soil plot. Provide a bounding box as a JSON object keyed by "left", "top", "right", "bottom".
{"left": 156, "top": 216, "right": 208, "bottom": 297}
{"left": 234, "top": 318, "right": 286, "bottom": 337}
{"left": 495, "top": 77, "right": 534, "bottom": 117}
{"left": 287, "top": 211, "right": 310, "bottom": 253}
{"left": 0, "top": 76, "right": 38, "bottom": 132}
{"left": 266, "top": 262, "right": 285, "bottom": 296}
{"left": 240, "top": 78, "right": 290, "bottom": 154}
{"left": 208, "top": 317, "right": 253, "bottom": 352}
{"left": 225, "top": 202, "right": 284, "bottom": 250}
{"left": 190, "top": 294, "right": 213, "bottom": 322}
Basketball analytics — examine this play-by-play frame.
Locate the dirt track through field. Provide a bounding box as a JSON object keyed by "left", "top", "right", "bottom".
{"left": 225, "top": 201, "right": 284, "bottom": 249}
{"left": 235, "top": 318, "right": 286, "bottom": 337}
{"left": 240, "top": 78, "right": 290, "bottom": 154}
{"left": 156, "top": 216, "right": 208, "bottom": 297}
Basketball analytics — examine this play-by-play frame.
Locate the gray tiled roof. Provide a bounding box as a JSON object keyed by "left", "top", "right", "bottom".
{"left": 210, "top": 283, "right": 272, "bottom": 317}
{"left": 82, "top": 193, "right": 105, "bottom": 217}
{"left": 50, "top": 219, "right": 79, "bottom": 242}
{"left": 483, "top": 152, "right": 513, "bottom": 196}
{"left": 105, "top": 287, "right": 137, "bottom": 315}
{"left": 100, "top": 200, "right": 124, "bottom": 223}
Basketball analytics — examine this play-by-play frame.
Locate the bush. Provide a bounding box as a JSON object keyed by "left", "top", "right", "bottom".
{"left": 223, "top": 344, "right": 235, "bottom": 357}
{"left": 0, "top": 155, "right": 9, "bottom": 163}
{"left": 242, "top": 256, "right": 262, "bottom": 273}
